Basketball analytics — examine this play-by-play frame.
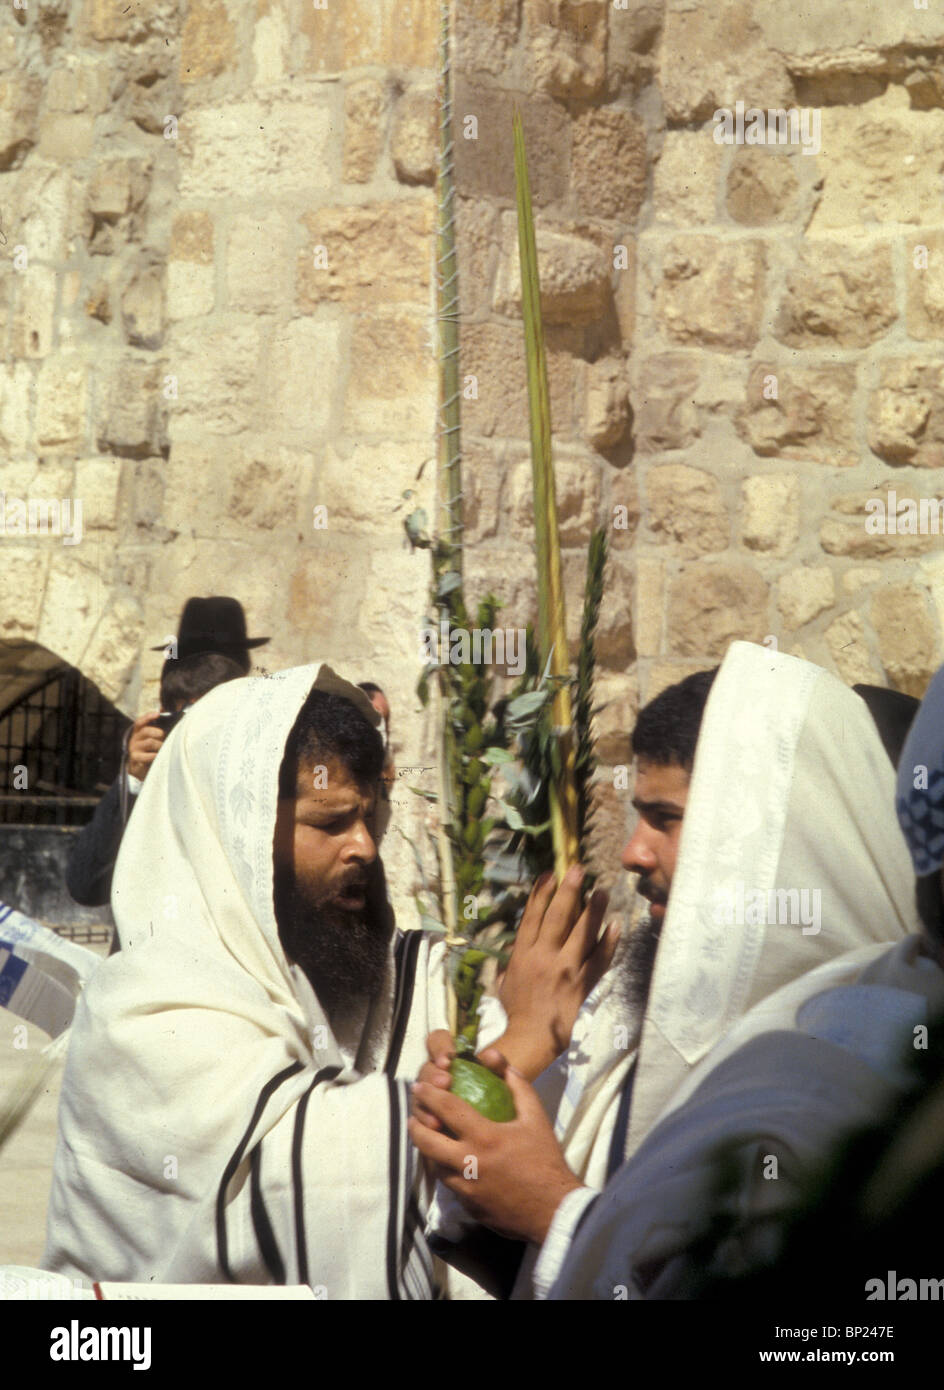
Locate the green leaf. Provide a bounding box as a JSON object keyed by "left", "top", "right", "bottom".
{"left": 482, "top": 745, "right": 515, "bottom": 764}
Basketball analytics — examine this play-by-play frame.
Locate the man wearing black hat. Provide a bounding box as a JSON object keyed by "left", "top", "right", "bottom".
{"left": 66, "top": 598, "right": 267, "bottom": 917}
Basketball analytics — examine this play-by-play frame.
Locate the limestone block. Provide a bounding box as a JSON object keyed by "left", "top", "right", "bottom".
{"left": 460, "top": 319, "right": 575, "bottom": 439}
{"left": 871, "top": 586, "right": 937, "bottom": 697}
{"left": 36, "top": 554, "right": 106, "bottom": 667}
{"left": 647, "top": 464, "right": 728, "bottom": 555}
{"left": 753, "top": 0, "right": 944, "bottom": 57}
{"left": 300, "top": 0, "right": 438, "bottom": 72}
{"left": 80, "top": 0, "right": 178, "bottom": 42}
{"left": 344, "top": 79, "right": 386, "bottom": 184}
{"left": 569, "top": 548, "right": 633, "bottom": 670}
{"left": 726, "top": 149, "right": 799, "bottom": 225}
{"left": 15, "top": 164, "right": 75, "bottom": 262}
{"left": 253, "top": 2, "right": 289, "bottom": 86}
{"left": 656, "top": 236, "right": 766, "bottom": 349}
{"left": 264, "top": 318, "right": 342, "bottom": 438}
{"left": 736, "top": 362, "right": 858, "bottom": 467}
{"left": 524, "top": 0, "right": 608, "bottom": 100}
{"left": 180, "top": 0, "right": 238, "bottom": 84}
{"left": 83, "top": 594, "right": 144, "bottom": 705}
{"left": 572, "top": 107, "right": 647, "bottom": 224}
{"left": 667, "top": 563, "right": 769, "bottom": 657}
{"left": 75, "top": 456, "right": 122, "bottom": 531}
{"left": 453, "top": 81, "right": 570, "bottom": 206}
{"left": 463, "top": 548, "right": 539, "bottom": 639}
{"left": 608, "top": 475, "right": 640, "bottom": 549}
{"left": 825, "top": 610, "right": 877, "bottom": 687}
{"left": 635, "top": 353, "right": 700, "bottom": 453}
{"left": 842, "top": 566, "right": 882, "bottom": 594}
{"left": 166, "top": 262, "right": 214, "bottom": 320}
{"left": 606, "top": 12, "right": 658, "bottom": 102}
{"left": 392, "top": 84, "right": 437, "bottom": 186}
{"left": 653, "top": 132, "right": 721, "bottom": 226}
{"left": 492, "top": 213, "right": 611, "bottom": 324}
{"left": 226, "top": 211, "right": 290, "bottom": 314}
{"left": 94, "top": 357, "right": 166, "bottom": 457}
{"left": 171, "top": 211, "right": 214, "bottom": 264}
{"left": 869, "top": 359, "right": 944, "bottom": 469}
{"left": 298, "top": 201, "right": 432, "bottom": 309}
{"left": 44, "top": 61, "right": 111, "bottom": 115}
{"left": 613, "top": 235, "right": 635, "bottom": 342}
{"left": 821, "top": 487, "right": 942, "bottom": 560}
{"left": 634, "top": 554, "right": 664, "bottom": 658}
{"left": 456, "top": 197, "right": 500, "bottom": 319}
{"left": 588, "top": 683, "right": 635, "bottom": 793}
{"left": 774, "top": 239, "right": 896, "bottom": 349}
{"left": 507, "top": 448, "right": 602, "bottom": 546}
{"left": 741, "top": 474, "right": 799, "bottom": 555}
{"left": 225, "top": 446, "right": 313, "bottom": 534}
{"left": 11, "top": 267, "right": 56, "bottom": 359}
{"left": 84, "top": 277, "right": 113, "bottom": 325}
{"left": 778, "top": 566, "right": 834, "bottom": 629}
{"left": 585, "top": 357, "right": 631, "bottom": 450}
{"left": 0, "top": 552, "right": 48, "bottom": 640}
{"left": 36, "top": 357, "right": 88, "bottom": 449}
{"left": 460, "top": 439, "right": 504, "bottom": 543}
{"left": 166, "top": 322, "right": 265, "bottom": 439}
{"left": 0, "top": 364, "right": 32, "bottom": 455}
{"left": 455, "top": 0, "right": 521, "bottom": 78}
{"left": 343, "top": 313, "right": 434, "bottom": 439}
{"left": 179, "top": 99, "right": 336, "bottom": 200}
{"left": 38, "top": 115, "right": 94, "bottom": 161}
{"left": 168, "top": 211, "right": 215, "bottom": 319}
{"left": 660, "top": 1, "right": 793, "bottom": 123}
{"left": 88, "top": 158, "right": 151, "bottom": 222}
{"left": 0, "top": 75, "right": 42, "bottom": 170}
{"left": 806, "top": 98, "right": 944, "bottom": 230}
{"left": 315, "top": 440, "right": 430, "bottom": 535}
{"left": 906, "top": 232, "right": 944, "bottom": 341}
{"left": 121, "top": 267, "right": 164, "bottom": 350}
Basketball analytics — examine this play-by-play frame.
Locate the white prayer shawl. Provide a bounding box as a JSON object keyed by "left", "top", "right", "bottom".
{"left": 42, "top": 664, "right": 450, "bottom": 1299}
{"left": 550, "top": 642, "right": 920, "bottom": 1192}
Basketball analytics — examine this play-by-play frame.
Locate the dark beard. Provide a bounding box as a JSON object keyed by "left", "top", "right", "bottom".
{"left": 274, "top": 860, "right": 393, "bottom": 1024}
{"left": 616, "top": 911, "right": 664, "bottom": 1017}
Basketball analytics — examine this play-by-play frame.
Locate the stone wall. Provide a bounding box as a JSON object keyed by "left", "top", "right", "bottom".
{"left": 3, "top": 0, "right": 944, "bottom": 918}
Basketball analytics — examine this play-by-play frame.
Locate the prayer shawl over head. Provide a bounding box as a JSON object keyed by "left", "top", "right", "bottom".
{"left": 549, "top": 642, "right": 920, "bottom": 1191}
{"left": 42, "top": 664, "right": 449, "bottom": 1298}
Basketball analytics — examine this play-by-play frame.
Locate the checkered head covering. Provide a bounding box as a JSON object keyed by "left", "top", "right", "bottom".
{"left": 896, "top": 664, "right": 944, "bottom": 875}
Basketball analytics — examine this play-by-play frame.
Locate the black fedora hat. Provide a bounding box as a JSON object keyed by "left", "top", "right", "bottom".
{"left": 151, "top": 597, "right": 269, "bottom": 669}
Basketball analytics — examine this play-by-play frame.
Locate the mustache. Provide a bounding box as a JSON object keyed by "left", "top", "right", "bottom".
{"left": 636, "top": 876, "right": 667, "bottom": 906}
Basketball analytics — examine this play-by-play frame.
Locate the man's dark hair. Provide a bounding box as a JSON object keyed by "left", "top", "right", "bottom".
{"left": 631, "top": 668, "right": 719, "bottom": 772}
{"left": 357, "top": 681, "right": 384, "bottom": 699}
{"left": 278, "top": 688, "right": 384, "bottom": 798}
{"left": 159, "top": 651, "right": 244, "bottom": 710}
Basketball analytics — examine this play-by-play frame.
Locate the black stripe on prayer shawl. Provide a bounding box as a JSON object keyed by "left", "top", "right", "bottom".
{"left": 217, "top": 1060, "right": 304, "bottom": 1282}
{"left": 605, "top": 1058, "right": 637, "bottom": 1183}
{"left": 291, "top": 1064, "right": 342, "bottom": 1287}
{"left": 385, "top": 1075, "right": 404, "bottom": 1300}
{"left": 250, "top": 1142, "right": 285, "bottom": 1284}
{"left": 385, "top": 928, "right": 424, "bottom": 1076}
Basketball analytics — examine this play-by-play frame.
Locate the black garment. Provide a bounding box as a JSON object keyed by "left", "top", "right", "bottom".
{"left": 65, "top": 778, "right": 136, "bottom": 910}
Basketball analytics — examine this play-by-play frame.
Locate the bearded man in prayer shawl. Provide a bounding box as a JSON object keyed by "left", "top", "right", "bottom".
{"left": 41, "top": 664, "right": 615, "bottom": 1298}
{"left": 411, "top": 641, "right": 924, "bottom": 1298}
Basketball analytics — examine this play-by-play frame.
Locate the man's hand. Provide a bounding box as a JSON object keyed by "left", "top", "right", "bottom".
{"left": 409, "top": 1063, "right": 584, "bottom": 1246}
{"left": 493, "top": 866, "right": 619, "bottom": 1079}
{"left": 412, "top": 1030, "right": 509, "bottom": 1133}
{"left": 126, "top": 712, "right": 165, "bottom": 781}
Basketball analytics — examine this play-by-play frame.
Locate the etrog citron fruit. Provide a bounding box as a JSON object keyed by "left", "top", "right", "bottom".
{"left": 450, "top": 1057, "right": 516, "bottom": 1122}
